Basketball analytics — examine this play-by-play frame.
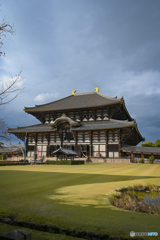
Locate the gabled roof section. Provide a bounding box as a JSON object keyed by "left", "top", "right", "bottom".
{"left": 52, "top": 147, "right": 78, "bottom": 156}
{"left": 50, "top": 113, "right": 80, "bottom": 127}
{"left": 24, "top": 92, "right": 123, "bottom": 112}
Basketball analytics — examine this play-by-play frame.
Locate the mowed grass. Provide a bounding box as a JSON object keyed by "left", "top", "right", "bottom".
{"left": 0, "top": 163, "right": 160, "bottom": 239}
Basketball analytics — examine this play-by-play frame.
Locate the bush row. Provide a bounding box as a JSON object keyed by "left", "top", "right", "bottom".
{"left": 36, "top": 162, "right": 46, "bottom": 165}
{"left": 0, "top": 162, "right": 30, "bottom": 166}
{"left": 46, "top": 160, "right": 84, "bottom": 165}
{"left": 139, "top": 156, "right": 155, "bottom": 164}
{"left": 0, "top": 161, "right": 84, "bottom": 166}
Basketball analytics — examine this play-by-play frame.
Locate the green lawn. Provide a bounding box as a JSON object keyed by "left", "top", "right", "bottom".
{"left": 0, "top": 163, "right": 160, "bottom": 239}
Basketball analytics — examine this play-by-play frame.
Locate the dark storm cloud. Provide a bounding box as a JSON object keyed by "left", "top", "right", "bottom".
{"left": 1, "top": 0, "right": 160, "bottom": 145}
{"left": 125, "top": 92, "right": 160, "bottom": 143}
{"left": 82, "top": 0, "right": 160, "bottom": 72}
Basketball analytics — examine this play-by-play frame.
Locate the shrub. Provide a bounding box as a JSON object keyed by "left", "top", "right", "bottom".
{"left": 0, "top": 162, "right": 30, "bottom": 166}
{"left": 36, "top": 162, "right": 46, "bottom": 165}
{"left": 110, "top": 184, "right": 160, "bottom": 215}
{"left": 149, "top": 156, "right": 155, "bottom": 164}
{"left": 46, "top": 160, "right": 84, "bottom": 165}
{"left": 147, "top": 183, "right": 159, "bottom": 192}
{"left": 139, "top": 158, "right": 144, "bottom": 163}
{"left": 0, "top": 153, "right": 6, "bottom": 160}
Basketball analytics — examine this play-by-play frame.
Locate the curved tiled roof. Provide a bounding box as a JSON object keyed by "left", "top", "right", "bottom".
{"left": 7, "top": 119, "right": 141, "bottom": 135}
{"left": 7, "top": 118, "right": 144, "bottom": 143}
{"left": 71, "top": 119, "right": 136, "bottom": 130}
{"left": 7, "top": 124, "right": 54, "bottom": 133}
{"left": 24, "top": 92, "right": 123, "bottom": 112}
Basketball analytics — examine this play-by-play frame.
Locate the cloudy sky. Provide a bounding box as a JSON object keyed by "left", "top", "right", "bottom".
{"left": 0, "top": 0, "right": 160, "bottom": 145}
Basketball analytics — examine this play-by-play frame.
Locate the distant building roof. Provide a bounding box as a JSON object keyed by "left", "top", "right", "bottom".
{"left": 24, "top": 92, "right": 123, "bottom": 112}
{"left": 0, "top": 147, "right": 23, "bottom": 154}
{"left": 121, "top": 146, "right": 160, "bottom": 154}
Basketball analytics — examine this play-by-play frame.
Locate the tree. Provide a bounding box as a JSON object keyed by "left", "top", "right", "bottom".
{"left": 141, "top": 141, "right": 154, "bottom": 147}
{"left": 0, "top": 118, "right": 8, "bottom": 140}
{"left": 0, "top": 153, "right": 6, "bottom": 160}
{"left": 141, "top": 139, "right": 160, "bottom": 148}
{"left": 0, "top": 141, "right": 4, "bottom": 147}
{"left": 155, "top": 139, "right": 160, "bottom": 147}
{"left": 148, "top": 156, "right": 155, "bottom": 164}
{"left": 0, "top": 71, "right": 23, "bottom": 106}
{"left": 0, "top": 8, "right": 23, "bottom": 141}
{"left": 0, "top": 17, "right": 14, "bottom": 56}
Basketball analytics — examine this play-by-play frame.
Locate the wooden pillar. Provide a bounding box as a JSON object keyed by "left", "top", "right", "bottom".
{"left": 105, "top": 130, "right": 108, "bottom": 158}
{"left": 94, "top": 109, "right": 97, "bottom": 121}
{"left": 25, "top": 133, "right": 29, "bottom": 160}
{"left": 89, "top": 131, "right": 92, "bottom": 157}
{"left": 72, "top": 131, "right": 78, "bottom": 154}
{"left": 141, "top": 153, "right": 144, "bottom": 158}
{"left": 80, "top": 110, "right": 82, "bottom": 122}
{"left": 131, "top": 152, "right": 134, "bottom": 160}
{"left": 118, "top": 129, "right": 121, "bottom": 158}
{"left": 58, "top": 129, "right": 63, "bottom": 147}
{"left": 45, "top": 133, "right": 50, "bottom": 157}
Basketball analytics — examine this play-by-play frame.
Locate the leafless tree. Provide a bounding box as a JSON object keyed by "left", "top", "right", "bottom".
{"left": 0, "top": 118, "right": 9, "bottom": 140}
{"left": 0, "top": 8, "right": 23, "bottom": 141}
{"left": 0, "top": 71, "right": 23, "bottom": 106}
{"left": 0, "top": 16, "right": 14, "bottom": 56}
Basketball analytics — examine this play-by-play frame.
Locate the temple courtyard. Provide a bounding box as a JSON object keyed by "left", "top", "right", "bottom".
{"left": 0, "top": 163, "right": 160, "bottom": 239}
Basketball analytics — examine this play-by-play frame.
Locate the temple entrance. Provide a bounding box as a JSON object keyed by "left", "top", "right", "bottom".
{"left": 79, "top": 145, "right": 90, "bottom": 158}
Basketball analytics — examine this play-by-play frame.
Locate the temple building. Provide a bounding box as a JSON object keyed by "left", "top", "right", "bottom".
{"left": 7, "top": 89, "right": 145, "bottom": 160}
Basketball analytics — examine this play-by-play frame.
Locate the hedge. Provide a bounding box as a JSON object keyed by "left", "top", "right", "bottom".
{"left": 0, "top": 162, "right": 30, "bottom": 166}
{"left": 46, "top": 160, "right": 84, "bottom": 165}
{"left": 36, "top": 162, "right": 47, "bottom": 165}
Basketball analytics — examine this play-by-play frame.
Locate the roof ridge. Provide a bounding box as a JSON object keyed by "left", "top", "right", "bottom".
{"left": 75, "top": 91, "right": 95, "bottom": 96}
{"left": 75, "top": 91, "right": 122, "bottom": 100}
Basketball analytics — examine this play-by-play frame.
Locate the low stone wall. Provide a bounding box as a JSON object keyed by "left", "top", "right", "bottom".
{"left": 90, "top": 158, "right": 130, "bottom": 163}
{"left": 6, "top": 157, "right": 22, "bottom": 161}
{"left": 44, "top": 157, "right": 86, "bottom": 161}
{"left": 106, "top": 158, "right": 130, "bottom": 163}
{"left": 45, "top": 157, "right": 130, "bottom": 163}
{"left": 6, "top": 157, "right": 130, "bottom": 163}
{"left": 0, "top": 217, "right": 143, "bottom": 240}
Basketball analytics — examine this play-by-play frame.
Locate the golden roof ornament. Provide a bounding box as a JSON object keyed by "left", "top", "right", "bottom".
{"left": 72, "top": 90, "right": 76, "bottom": 95}
{"left": 95, "top": 87, "right": 99, "bottom": 92}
